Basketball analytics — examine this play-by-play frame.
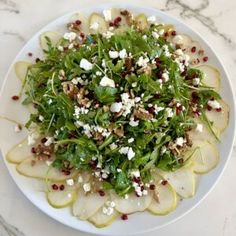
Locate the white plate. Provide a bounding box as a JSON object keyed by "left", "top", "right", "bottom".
{"left": 0, "top": 3, "right": 235, "bottom": 236}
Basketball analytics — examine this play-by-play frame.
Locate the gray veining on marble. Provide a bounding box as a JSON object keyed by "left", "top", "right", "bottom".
{"left": 0, "top": 0, "right": 19, "bottom": 14}
{"left": 0, "top": 215, "right": 25, "bottom": 236}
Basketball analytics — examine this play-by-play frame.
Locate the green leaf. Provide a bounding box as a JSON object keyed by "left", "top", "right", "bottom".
{"left": 94, "top": 86, "right": 117, "bottom": 104}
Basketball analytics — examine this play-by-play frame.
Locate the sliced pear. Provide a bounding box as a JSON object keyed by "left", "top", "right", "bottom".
{"left": 205, "top": 100, "right": 229, "bottom": 133}
{"left": 89, "top": 201, "right": 120, "bottom": 228}
{"left": 73, "top": 189, "right": 109, "bottom": 220}
{"left": 157, "top": 24, "right": 174, "bottom": 33}
{"left": 89, "top": 13, "right": 108, "bottom": 34}
{"left": 15, "top": 61, "right": 31, "bottom": 82}
{"left": 187, "top": 118, "right": 219, "bottom": 144}
{"left": 185, "top": 40, "right": 203, "bottom": 63}
{"left": 47, "top": 183, "right": 77, "bottom": 208}
{"left": 40, "top": 31, "right": 61, "bottom": 51}
{"left": 111, "top": 191, "right": 152, "bottom": 214}
{"left": 148, "top": 183, "right": 177, "bottom": 215}
{"left": 69, "top": 12, "right": 90, "bottom": 34}
{"left": 191, "top": 141, "right": 219, "bottom": 174}
{"left": 135, "top": 14, "right": 148, "bottom": 31}
{"left": 6, "top": 138, "right": 30, "bottom": 164}
{"left": 170, "top": 34, "right": 192, "bottom": 49}
{"left": 158, "top": 167, "right": 195, "bottom": 198}
{"left": 197, "top": 65, "right": 221, "bottom": 91}
{"left": 16, "top": 157, "right": 77, "bottom": 181}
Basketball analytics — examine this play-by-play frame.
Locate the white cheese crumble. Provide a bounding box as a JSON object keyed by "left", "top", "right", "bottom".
{"left": 27, "top": 130, "right": 40, "bottom": 146}
{"left": 196, "top": 124, "right": 203, "bottom": 132}
{"left": 129, "top": 117, "right": 139, "bottom": 127}
{"left": 174, "top": 49, "right": 184, "bottom": 56}
{"left": 162, "top": 72, "right": 169, "bottom": 82}
{"left": 128, "top": 137, "right": 134, "bottom": 143}
{"left": 154, "top": 105, "right": 164, "bottom": 114}
{"left": 175, "top": 137, "right": 185, "bottom": 146}
{"left": 38, "top": 115, "right": 44, "bottom": 122}
{"left": 119, "top": 147, "right": 135, "bottom": 160}
{"left": 58, "top": 45, "right": 64, "bottom": 52}
{"left": 110, "top": 142, "right": 118, "bottom": 150}
{"left": 165, "top": 107, "right": 174, "bottom": 118}
{"left": 109, "top": 50, "right": 119, "bottom": 59}
{"left": 90, "top": 22, "right": 99, "bottom": 30}
{"left": 193, "top": 77, "right": 200, "bottom": 86}
{"left": 99, "top": 76, "right": 115, "bottom": 87}
{"left": 137, "top": 56, "right": 149, "bottom": 68}
{"left": 80, "top": 58, "right": 93, "bottom": 71}
{"left": 110, "top": 102, "right": 123, "bottom": 113}
{"left": 152, "top": 31, "right": 159, "bottom": 39}
{"left": 172, "top": 35, "right": 183, "bottom": 45}
{"left": 207, "top": 100, "right": 221, "bottom": 109}
{"left": 102, "top": 31, "right": 114, "bottom": 39}
{"left": 96, "top": 71, "right": 102, "bottom": 76}
{"left": 103, "top": 9, "right": 112, "bottom": 21}
{"left": 158, "top": 29, "right": 165, "bottom": 36}
{"left": 78, "top": 176, "right": 83, "bottom": 183}
{"left": 142, "top": 35, "right": 147, "bottom": 40}
{"left": 130, "top": 169, "right": 140, "bottom": 178}
{"left": 63, "top": 32, "right": 77, "bottom": 42}
{"left": 83, "top": 183, "right": 91, "bottom": 192}
{"left": 66, "top": 179, "right": 74, "bottom": 186}
{"left": 147, "top": 15, "right": 156, "bottom": 23}
{"left": 119, "top": 49, "right": 127, "bottom": 59}
{"left": 44, "top": 137, "right": 54, "bottom": 146}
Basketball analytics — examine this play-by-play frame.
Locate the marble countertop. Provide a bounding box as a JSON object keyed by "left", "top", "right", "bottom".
{"left": 0, "top": 0, "right": 236, "bottom": 235}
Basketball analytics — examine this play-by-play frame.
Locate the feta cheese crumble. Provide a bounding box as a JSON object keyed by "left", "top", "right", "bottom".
{"left": 83, "top": 183, "right": 91, "bottom": 192}
{"left": 63, "top": 32, "right": 77, "bottom": 42}
{"left": 103, "top": 9, "right": 112, "bottom": 21}
{"left": 207, "top": 100, "right": 221, "bottom": 109}
{"left": 99, "top": 76, "right": 115, "bottom": 87}
{"left": 90, "top": 22, "right": 99, "bottom": 30}
{"left": 80, "top": 58, "right": 93, "bottom": 71}
{"left": 196, "top": 124, "right": 203, "bottom": 132}
{"left": 175, "top": 137, "right": 185, "bottom": 147}
{"left": 110, "top": 102, "right": 123, "bottom": 113}
{"left": 109, "top": 50, "right": 119, "bottom": 59}
{"left": 147, "top": 15, "right": 156, "bottom": 23}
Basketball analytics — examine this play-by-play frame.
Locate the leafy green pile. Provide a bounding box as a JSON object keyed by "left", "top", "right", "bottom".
{"left": 23, "top": 23, "right": 220, "bottom": 196}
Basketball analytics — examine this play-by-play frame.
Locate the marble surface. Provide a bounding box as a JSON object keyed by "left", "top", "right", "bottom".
{"left": 0, "top": 0, "right": 236, "bottom": 235}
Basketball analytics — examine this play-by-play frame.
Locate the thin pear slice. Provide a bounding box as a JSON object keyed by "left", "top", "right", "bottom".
{"left": 205, "top": 100, "right": 229, "bottom": 133}
{"left": 89, "top": 13, "right": 108, "bottom": 34}
{"left": 187, "top": 118, "right": 219, "bottom": 144}
{"left": 16, "top": 157, "right": 77, "bottom": 181}
{"left": 192, "top": 141, "right": 219, "bottom": 174}
{"left": 185, "top": 40, "right": 203, "bottom": 63}
{"left": 6, "top": 138, "right": 30, "bottom": 164}
{"left": 135, "top": 14, "right": 148, "bottom": 31}
{"left": 69, "top": 12, "right": 90, "bottom": 34}
{"left": 148, "top": 183, "right": 177, "bottom": 215}
{"left": 73, "top": 189, "right": 109, "bottom": 220}
{"left": 15, "top": 61, "right": 31, "bottom": 82}
{"left": 89, "top": 200, "right": 120, "bottom": 228}
{"left": 171, "top": 34, "right": 192, "bottom": 49}
{"left": 40, "top": 31, "right": 61, "bottom": 51}
{"left": 197, "top": 65, "right": 221, "bottom": 91}
{"left": 158, "top": 167, "right": 195, "bottom": 198}
{"left": 47, "top": 183, "right": 77, "bottom": 208}
{"left": 111, "top": 191, "right": 152, "bottom": 214}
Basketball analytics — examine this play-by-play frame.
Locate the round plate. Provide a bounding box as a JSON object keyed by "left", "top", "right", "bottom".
{"left": 0, "top": 3, "right": 235, "bottom": 236}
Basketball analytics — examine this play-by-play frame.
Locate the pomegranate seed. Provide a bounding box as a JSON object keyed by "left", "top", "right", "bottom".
{"left": 121, "top": 214, "right": 128, "bottom": 220}
{"left": 140, "top": 185, "right": 144, "bottom": 191}
{"left": 148, "top": 107, "right": 155, "bottom": 114}
{"left": 207, "top": 105, "right": 212, "bottom": 111}
{"left": 161, "top": 180, "right": 168, "bottom": 186}
{"left": 98, "top": 190, "right": 105, "bottom": 197}
{"left": 116, "top": 16, "right": 122, "bottom": 22}
{"left": 62, "top": 170, "right": 71, "bottom": 176}
{"left": 164, "top": 32, "right": 169, "bottom": 37}
{"left": 31, "top": 147, "right": 36, "bottom": 154}
{"left": 176, "top": 106, "right": 183, "bottom": 115}
{"left": 149, "top": 184, "right": 155, "bottom": 190}
{"left": 203, "top": 56, "right": 208, "bottom": 62}
{"left": 52, "top": 184, "right": 58, "bottom": 190}
{"left": 11, "top": 95, "right": 19, "bottom": 101}
{"left": 109, "top": 22, "right": 114, "bottom": 27}
{"left": 89, "top": 160, "right": 97, "bottom": 169}
{"left": 41, "top": 137, "right": 47, "bottom": 143}
{"left": 216, "top": 107, "right": 222, "bottom": 112}
{"left": 28, "top": 52, "right": 33, "bottom": 57}
{"left": 75, "top": 20, "right": 81, "bottom": 25}
{"left": 191, "top": 46, "right": 196, "bottom": 53}
{"left": 60, "top": 184, "right": 65, "bottom": 191}
{"left": 171, "top": 30, "right": 177, "bottom": 36}
{"left": 80, "top": 32, "right": 85, "bottom": 38}
{"left": 133, "top": 177, "right": 141, "bottom": 183}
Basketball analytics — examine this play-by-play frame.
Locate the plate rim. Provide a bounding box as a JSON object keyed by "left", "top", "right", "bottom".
{"left": 0, "top": 3, "right": 235, "bottom": 235}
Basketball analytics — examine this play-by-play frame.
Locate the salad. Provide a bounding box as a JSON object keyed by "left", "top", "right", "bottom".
{"left": 7, "top": 8, "right": 229, "bottom": 227}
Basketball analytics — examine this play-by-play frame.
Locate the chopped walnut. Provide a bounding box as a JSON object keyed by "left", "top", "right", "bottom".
{"left": 120, "top": 10, "right": 134, "bottom": 26}
{"left": 67, "top": 22, "right": 81, "bottom": 32}
{"left": 93, "top": 132, "right": 104, "bottom": 141}
{"left": 114, "top": 126, "right": 124, "bottom": 137}
{"left": 137, "top": 64, "right": 152, "bottom": 76}
{"left": 103, "top": 105, "right": 110, "bottom": 112}
{"left": 134, "top": 108, "right": 153, "bottom": 120}
{"left": 62, "top": 81, "right": 78, "bottom": 99}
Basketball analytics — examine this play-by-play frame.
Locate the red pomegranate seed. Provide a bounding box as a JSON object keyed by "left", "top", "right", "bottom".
{"left": 171, "top": 30, "right": 177, "bottom": 36}
{"left": 75, "top": 20, "right": 81, "bottom": 25}
{"left": 52, "top": 184, "right": 58, "bottom": 190}
{"left": 149, "top": 184, "right": 156, "bottom": 190}
{"left": 207, "top": 105, "right": 212, "bottom": 111}
{"left": 133, "top": 177, "right": 141, "bottom": 183}
{"left": 62, "top": 170, "right": 71, "bottom": 176}
{"left": 191, "top": 46, "right": 196, "bottom": 53}
{"left": 60, "top": 184, "right": 65, "bottom": 191}
{"left": 203, "top": 56, "right": 208, "bottom": 62}
{"left": 31, "top": 147, "right": 36, "bottom": 154}
{"left": 11, "top": 95, "right": 19, "bottom": 101}
{"left": 148, "top": 107, "right": 155, "bottom": 114}
{"left": 98, "top": 190, "right": 105, "bottom": 197}
{"left": 216, "top": 107, "right": 222, "bottom": 112}
{"left": 28, "top": 52, "right": 33, "bottom": 57}
{"left": 80, "top": 32, "right": 85, "bottom": 38}
{"left": 116, "top": 16, "right": 122, "bottom": 22}
{"left": 161, "top": 180, "right": 168, "bottom": 186}
{"left": 121, "top": 214, "right": 128, "bottom": 220}
{"left": 140, "top": 185, "right": 144, "bottom": 191}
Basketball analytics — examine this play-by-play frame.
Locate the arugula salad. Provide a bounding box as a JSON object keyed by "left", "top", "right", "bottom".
{"left": 8, "top": 8, "right": 229, "bottom": 227}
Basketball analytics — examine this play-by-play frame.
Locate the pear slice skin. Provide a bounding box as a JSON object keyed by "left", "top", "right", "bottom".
{"left": 15, "top": 61, "right": 31, "bottom": 82}
{"left": 40, "top": 31, "right": 61, "bottom": 51}
{"left": 89, "top": 13, "right": 108, "bottom": 34}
